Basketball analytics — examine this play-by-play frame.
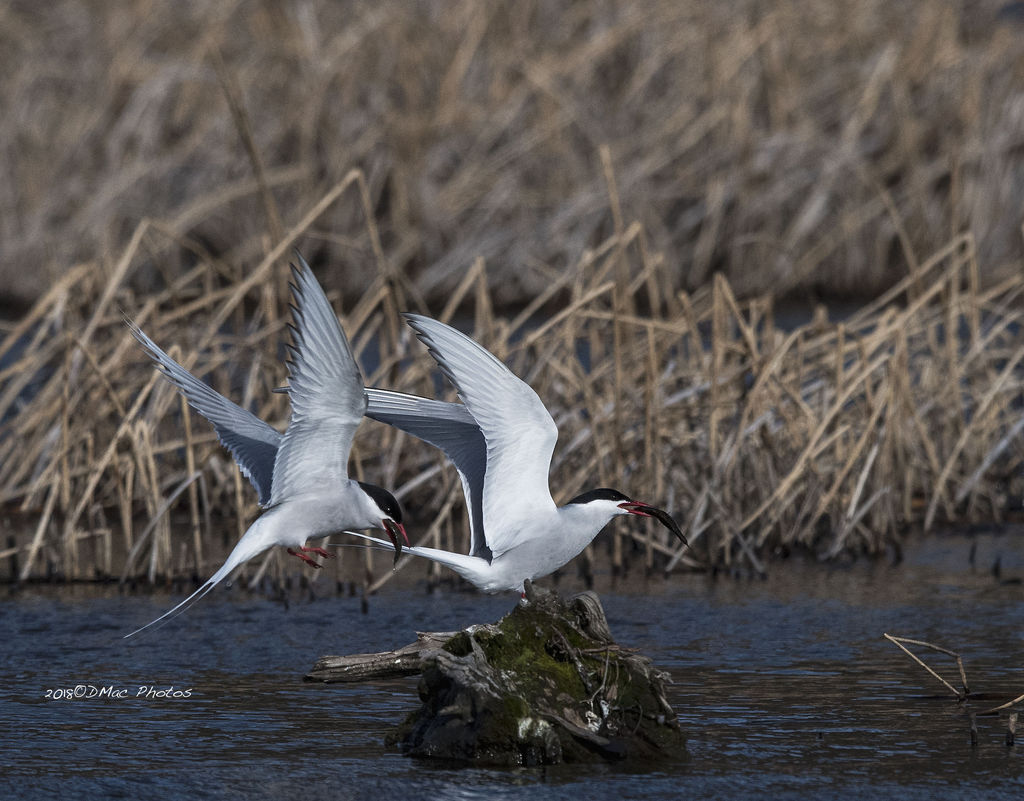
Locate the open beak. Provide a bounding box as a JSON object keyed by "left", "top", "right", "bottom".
{"left": 383, "top": 519, "right": 410, "bottom": 565}
{"left": 618, "top": 501, "right": 688, "bottom": 546}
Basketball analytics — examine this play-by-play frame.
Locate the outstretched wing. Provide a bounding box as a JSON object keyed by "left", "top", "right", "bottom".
{"left": 403, "top": 314, "right": 558, "bottom": 559}
{"left": 270, "top": 253, "right": 367, "bottom": 504}
{"left": 365, "top": 387, "right": 490, "bottom": 561}
{"left": 127, "top": 320, "right": 281, "bottom": 506}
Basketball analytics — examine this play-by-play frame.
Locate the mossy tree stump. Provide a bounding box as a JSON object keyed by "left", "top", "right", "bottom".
{"left": 309, "top": 582, "right": 686, "bottom": 766}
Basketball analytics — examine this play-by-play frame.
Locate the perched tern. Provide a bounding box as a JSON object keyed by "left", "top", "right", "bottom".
{"left": 123, "top": 254, "right": 407, "bottom": 638}
{"left": 342, "top": 314, "right": 688, "bottom": 593}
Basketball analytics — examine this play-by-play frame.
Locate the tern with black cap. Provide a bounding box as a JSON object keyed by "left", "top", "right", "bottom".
{"left": 123, "top": 254, "right": 408, "bottom": 638}
{"left": 342, "top": 314, "right": 688, "bottom": 593}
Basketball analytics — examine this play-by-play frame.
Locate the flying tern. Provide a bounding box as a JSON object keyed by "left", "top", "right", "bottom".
{"left": 123, "top": 254, "right": 407, "bottom": 638}
{"left": 342, "top": 314, "right": 688, "bottom": 593}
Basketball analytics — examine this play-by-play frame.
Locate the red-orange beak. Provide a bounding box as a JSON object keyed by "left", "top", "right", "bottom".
{"left": 618, "top": 501, "right": 687, "bottom": 546}
{"left": 383, "top": 519, "right": 409, "bottom": 565}
{"left": 618, "top": 500, "right": 654, "bottom": 517}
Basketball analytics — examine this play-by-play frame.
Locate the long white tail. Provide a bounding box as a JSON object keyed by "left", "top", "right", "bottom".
{"left": 338, "top": 531, "right": 489, "bottom": 586}
{"left": 123, "top": 535, "right": 269, "bottom": 639}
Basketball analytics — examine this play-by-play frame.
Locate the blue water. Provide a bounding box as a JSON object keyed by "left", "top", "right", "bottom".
{"left": 3, "top": 529, "right": 1024, "bottom": 800}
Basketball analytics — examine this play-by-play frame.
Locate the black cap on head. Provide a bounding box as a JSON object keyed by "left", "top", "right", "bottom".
{"left": 358, "top": 482, "right": 404, "bottom": 523}
{"left": 566, "top": 488, "right": 631, "bottom": 505}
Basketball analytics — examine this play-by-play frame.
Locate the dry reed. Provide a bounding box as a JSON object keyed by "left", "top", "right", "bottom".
{"left": 0, "top": 176, "right": 1023, "bottom": 589}
{"left": 3, "top": 2, "right": 1024, "bottom": 590}
{"left": 4, "top": 2, "right": 1024, "bottom": 309}
{"left": 885, "top": 632, "right": 1024, "bottom": 744}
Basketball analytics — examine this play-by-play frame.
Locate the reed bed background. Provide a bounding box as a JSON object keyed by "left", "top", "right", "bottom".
{"left": 0, "top": 182, "right": 1022, "bottom": 589}
{"left": 4, "top": 1, "right": 1024, "bottom": 310}
{"left": 2, "top": 1, "right": 1024, "bottom": 590}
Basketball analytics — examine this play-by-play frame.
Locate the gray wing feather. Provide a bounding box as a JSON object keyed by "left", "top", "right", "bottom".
{"left": 127, "top": 320, "right": 281, "bottom": 506}
{"left": 402, "top": 314, "right": 559, "bottom": 558}
{"left": 270, "top": 254, "right": 366, "bottom": 504}
{"left": 365, "top": 387, "right": 490, "bottom": 560}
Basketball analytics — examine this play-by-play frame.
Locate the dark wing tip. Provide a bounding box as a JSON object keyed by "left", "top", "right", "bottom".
{"left": 402, "top": 313, "right": 431, "bottom": 334}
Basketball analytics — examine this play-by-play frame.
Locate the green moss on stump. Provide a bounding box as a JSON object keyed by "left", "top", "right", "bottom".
{"left": 387, "top": 583, "right": 686, "bottom": 765}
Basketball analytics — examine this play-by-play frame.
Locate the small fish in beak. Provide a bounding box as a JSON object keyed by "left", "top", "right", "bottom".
{"left": 383, "top": 519, "right": 410, "bottom": 565}
{"left": 618, "top": 501, "right": 688, "bottom": 546}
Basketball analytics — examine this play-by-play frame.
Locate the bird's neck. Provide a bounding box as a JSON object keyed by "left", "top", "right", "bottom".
{"left": 554, "top": 502, "right": 616, "bottom": 552}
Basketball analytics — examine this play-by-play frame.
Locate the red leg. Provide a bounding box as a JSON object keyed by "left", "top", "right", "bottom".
{"left": 298, "top": 546, "right": 334, "bottom": 559}
{"left": 287, "top": 548, "right": 322, "bottom": 569}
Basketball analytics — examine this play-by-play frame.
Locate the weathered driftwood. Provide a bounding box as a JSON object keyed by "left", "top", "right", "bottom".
{"left": 309, "top": 582, "right": 685, "bottom": 765}
{"left": 306, "top": 632, "right": 457, "bottom": 682}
